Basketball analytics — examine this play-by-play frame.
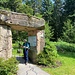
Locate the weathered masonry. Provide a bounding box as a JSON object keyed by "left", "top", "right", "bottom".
{"left": 0, "top": 10, "right": 45, "bottom": 63}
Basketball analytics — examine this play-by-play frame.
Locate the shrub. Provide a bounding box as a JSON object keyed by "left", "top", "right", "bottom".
{"left": 0, "top": 57, "right": 19, "bottom": 75}
{"left": 55, "top": 40, "right": 75, "bottom": 52}
{"left": 35, "top": 13, "right": 42, "bottom": 18}
{"left": 37, "top": 39, "right": 58, "bottom": 67}
{"left": 17, "top": 4, "right": 33, "bottom": 15}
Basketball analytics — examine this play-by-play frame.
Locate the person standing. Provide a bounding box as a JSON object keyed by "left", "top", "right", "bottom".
{"left": 23, "top": 39, "right": 30, "bottom": 65}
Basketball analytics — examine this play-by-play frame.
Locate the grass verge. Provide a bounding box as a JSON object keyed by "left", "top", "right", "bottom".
{"left": 42, "top": 51, "right": 75, "bottom": 75}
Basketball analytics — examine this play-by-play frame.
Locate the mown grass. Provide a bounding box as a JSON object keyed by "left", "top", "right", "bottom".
{"left": 42, "top": 51, "right": 75, "bottom": 75}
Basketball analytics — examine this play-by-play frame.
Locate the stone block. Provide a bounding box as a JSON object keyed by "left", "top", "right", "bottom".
{"left": 0, "top": 25, "right": 12, "bottom": 59}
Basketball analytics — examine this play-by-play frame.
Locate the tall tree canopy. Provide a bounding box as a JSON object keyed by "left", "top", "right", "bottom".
{"left": 52, "top": 0, "right": 63, "bottom": 41}
{"left": 0, "top": 0, "right": 75, "bottom": 43}
{"left": 62, "top": 19, "right": 75, "bottom": 43}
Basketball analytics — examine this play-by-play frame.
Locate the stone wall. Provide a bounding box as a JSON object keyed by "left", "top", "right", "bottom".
{"left": 0, "top": 25, "right": 12, "bottom": 59}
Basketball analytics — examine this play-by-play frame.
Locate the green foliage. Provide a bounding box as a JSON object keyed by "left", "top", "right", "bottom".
{"left": 62, "top": 19, "right": 75, "bottom": 43}
{"left": 37, "top": 39, "right": 58, "bottom": 67}
{"left": 52, "top": 0, "right": 63, "bottom": 41}
{"left": 12, "top": 42, "right": 23, "bottom": 56}
{"left": 0, "top": 0, "right": 75, "bottom": 42}
{"left": 12, "top": 30, "right": 28, "bottom": 43}
{"left": 0, "top": 0, "right": 8, "bottom": 3}
{"left": 34, "top": 13, "right": 42, "bottom": 18}
{"left": 64, "top": 0, "right": 75, "bottom": 16}
{"left": 17, "top": 4, "right": 33, "bottom": 15}
{"left": 0, "top": 0, "right": 22, "bottom": 11}
{"left": 55, "top": 40, "right": 75, "bottom": 52}
{"left": 45, "top": 23, "right": 54, "bottom": 40}
{"left": 0, "top": 57, "right": 19, "bottom": 75}
{"left": 7, "top": 0, "right": 22, "bottom": 11}
{"left": 24, "top": 0, "right": 42, "bottom": 15}
{"left": 42, "top": 0, "right": 53, "bottom": 22}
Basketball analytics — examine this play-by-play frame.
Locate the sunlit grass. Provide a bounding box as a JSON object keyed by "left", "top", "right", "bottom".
{"left": 42, "top": 52, "right": 75, "bottom": 75}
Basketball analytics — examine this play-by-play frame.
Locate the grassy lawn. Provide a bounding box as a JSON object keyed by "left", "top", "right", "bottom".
{"left": 42, "top": 52, "right": 75, "bottom": 75}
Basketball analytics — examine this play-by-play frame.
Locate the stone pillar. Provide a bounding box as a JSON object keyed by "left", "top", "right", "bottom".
{"left": 6, "top": 27, "right": 12, "bottom": 58}
{"left": 36, "top": 30, "right": 45, "bottom": 54}
{"left": 28, "top": 30, "right": 37, "bottom": 63}
{"left": 28, "top": 30, "right": 45, "bottom": 63}
{"left": 0, "top": 25, "right": 12, "bottom": 59}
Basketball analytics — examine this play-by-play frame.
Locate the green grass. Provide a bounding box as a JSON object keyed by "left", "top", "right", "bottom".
{"left": 42, "top": 52, "right": 75, "bottom": 75}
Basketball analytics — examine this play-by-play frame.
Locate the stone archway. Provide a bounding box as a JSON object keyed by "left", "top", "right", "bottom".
{"left": 0, "top": 10, "right": 45, "bottom": 63}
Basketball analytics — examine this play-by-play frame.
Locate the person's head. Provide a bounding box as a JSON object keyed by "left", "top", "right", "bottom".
{"left": 24, "top": 39, "right": 27, "bottom": 42}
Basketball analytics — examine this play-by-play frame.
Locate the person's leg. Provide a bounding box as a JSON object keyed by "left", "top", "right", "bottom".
{"left": 25, "top": 50, "right": 28, "bottom": 64}
{"left": 23, "top": 49, "right": 25, "bottom": 59}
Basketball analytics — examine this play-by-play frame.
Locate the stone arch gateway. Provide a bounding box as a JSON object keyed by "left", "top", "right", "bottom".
{"left": 0, "top": 10, "right": 45, "bottom": 63}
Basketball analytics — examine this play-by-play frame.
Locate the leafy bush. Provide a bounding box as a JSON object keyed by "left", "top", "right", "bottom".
{"left": 55, "top": 40, "right": 75, "bottom": 52}
{"left": 35, "top": 13, "right": 42, "bottom": 18}
{"left": 37, "top": 39, "right": 58, "bottom": 67}
{"left": 0, "top": 57, "right": 19, "bottom": 75}
{"left": 45, "top": 23, "right": 54, "bottom": 40}
{"left": 17, "top": 4, "right": 33, "bottom": 15}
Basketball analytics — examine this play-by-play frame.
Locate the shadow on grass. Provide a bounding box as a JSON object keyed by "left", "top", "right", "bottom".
{"left": 58, "top": 51, "right": 75, "bottom": 58}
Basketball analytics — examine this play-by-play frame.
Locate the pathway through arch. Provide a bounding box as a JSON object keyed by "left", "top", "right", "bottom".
{"left": 16, "top": 56, "right": 50, "bottom": 75}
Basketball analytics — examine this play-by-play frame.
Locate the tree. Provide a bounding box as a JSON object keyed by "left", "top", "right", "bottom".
{"left": 17, "top": 4, "right": 33, "bottom": 15}
{"left": 61, "top": 0, "right": 75, "bottom": 43}
{"left": 52, "top": 0, "right": 63, "bottom": 41}
{"left": 0, "top": 0, "right": 22, "bottom": 11}
{"left": 45, "top": 23, "right": 54, "bottom": 41}
{"left": 64, "top": 0, "right": 75, "bottom": 16}
{"left": 42, "top": 0, "right": 53, "bottom": 23}
{"left": 7, "top": 0, "right": 22, "bottom": 11}
{"left": 23, "top": 0, "right": 42, "bottom": 15}
{"left": 0, "top": 0, "right": 33, "bottom": 43}
{"left": 12, "top": 30, "right": 28, "bottom": 43}
{"left": 0, "top": 0, "right": 9, "bottom": 9}
{"left": 62, "top": 19, "right": 75, "bottom": 43}
{"left": 63, "top": 0, "right": 75, "bottom": 25}
{"left": 41, "top": 0, "right": 55, "bottom": 41}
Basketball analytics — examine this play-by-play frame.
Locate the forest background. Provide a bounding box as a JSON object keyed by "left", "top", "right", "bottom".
{"left": 0, "top": 0, "right": 75, "bottom": 43}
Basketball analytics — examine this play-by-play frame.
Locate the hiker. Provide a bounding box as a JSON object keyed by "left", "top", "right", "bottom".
{"left": 22, "top": 39, "right": 30, "bottom": 65}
